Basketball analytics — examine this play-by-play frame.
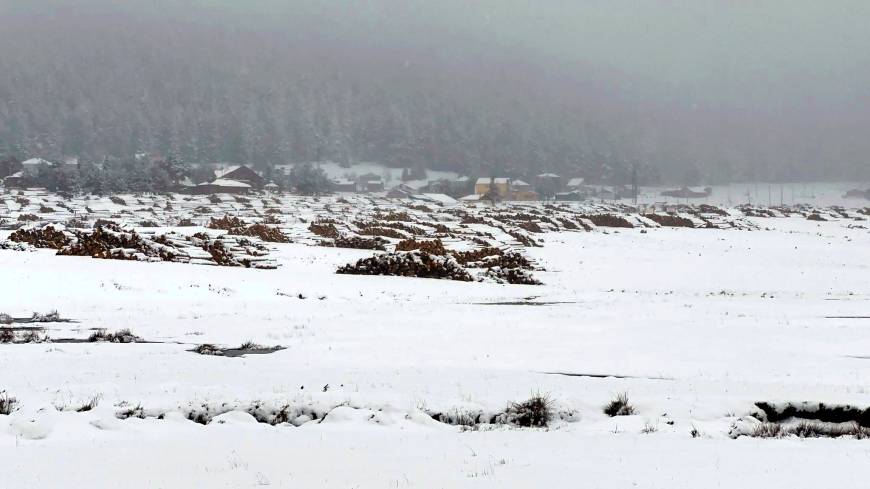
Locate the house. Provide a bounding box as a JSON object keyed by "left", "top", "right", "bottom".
{"left": 3, "top": 171, "right": 25, "bottom": 188}
{"left": 566, "top": 178, "right": 585, "bottom": 190}
{"left": 475, "top": 177, "right": 511, "bottom": 196}
{"left": 386, "top": 184, "right": 422, "bottom": 199}
{"left": 555, "top": 191, "right": 585, "bottom": 202}
{"left": 511, "top": 179, "right": 532, "bottom": 191}
{"left": 332, "top": 178, "right": 357, "bottom": 193}
{"left": 363, "top": 178, "right": 385, "bottom": 192}
{"left": 213, "top": 165, "right": 264, "bottom": 190}
{"left": 21, "top": 158, "right": 53, "bottom": 176}
{"left": 189, "top": 178, "right": 251, "bottom": 195}
{"left": 413, "top": 193, "right": 458, "bottom": 206}
{"left": 660, "top": 186, "right": 712, "bottom": 199}
{"left": 536, "top": 173, "right": 561, "bottom": 185}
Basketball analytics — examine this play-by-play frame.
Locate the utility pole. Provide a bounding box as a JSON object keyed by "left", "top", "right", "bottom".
{"left": 631, "top": 163, "right": 638, "bottom": 206}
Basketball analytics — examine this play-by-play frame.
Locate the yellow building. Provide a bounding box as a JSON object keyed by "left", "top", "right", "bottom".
{"left": 475, "top": 177, "right": 511, "bottom": 196}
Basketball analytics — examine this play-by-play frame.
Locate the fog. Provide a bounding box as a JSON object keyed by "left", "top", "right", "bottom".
{"left": 1, "top": 0, "right": 868, "bottom": 183}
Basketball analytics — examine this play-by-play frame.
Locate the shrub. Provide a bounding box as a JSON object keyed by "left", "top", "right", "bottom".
{"left": 30, "top": 310, "right": 60, "bottom": 323}
{"left": 0, "top": 392, "right": 19, "bottom": 415}
{"left": 76, "top": 395, "right": 102, "bottom": 412}
{"left": 192, "top": 344, "right": 224, "bottom": 356}
{"left": 604, "top": 393, "right": 636, "bottom": 417}
{"left": 0, "top": 313, "right": 12, "bottom": 325}
{"left": 503, "top": 393, "right": 553, "bottom": 428}
{"left": 0, "top": 328, "right": 14, "bottom": 343}
{"left": 88, "top": 328, "right": 143, "bottom": 343}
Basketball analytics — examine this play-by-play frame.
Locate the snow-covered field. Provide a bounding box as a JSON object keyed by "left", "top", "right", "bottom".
{"left": 2, "top": 193, "right": 870, "bottom": 488}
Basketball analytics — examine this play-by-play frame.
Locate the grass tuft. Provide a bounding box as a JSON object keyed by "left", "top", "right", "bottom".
{"left": 503, "top": 393, "right": 553, "bottom": 428}
{"left": 0, "top": 391, "right": 19, "bottom": 415}
{"left": 604, "top": 392, "right": 636, "bottom": 417}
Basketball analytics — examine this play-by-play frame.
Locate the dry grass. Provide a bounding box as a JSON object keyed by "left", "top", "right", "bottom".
{"left": 604, "top": 392, "right": 636, "bottom": 417}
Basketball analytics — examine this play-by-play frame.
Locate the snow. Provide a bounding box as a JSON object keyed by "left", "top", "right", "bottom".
{"left": 204, "top": 178, "right": 252, "bottom": 188}
{"left": 1, "top": 197, "right": 870, "bottom": 487}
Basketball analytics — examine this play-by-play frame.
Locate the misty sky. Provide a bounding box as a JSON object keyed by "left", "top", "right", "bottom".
{"left": 2, "top": 0, "right": 869, "bottom": 180}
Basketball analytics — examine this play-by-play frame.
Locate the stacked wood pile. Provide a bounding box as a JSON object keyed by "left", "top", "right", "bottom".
{"left": 395, "top": 238, "right": 447, "bottom": 255}
{"left": 643, "top": 214, "right": 695, "bottom": 228}
{"left": 484, "top": 267, "right": 542, "bottom": 285}
{"left": 309, "top": 222, "right": 340, "bottom": 239}
{"left": 337, "top": 251, "right": 473, "bottom": 281}
{"left": 208, "top": 215, "right": 289, "bottom": 243}
{"left": 581, "top": 214, "right": 634, "bottom": 228}
{"left": 9, "top": 225, "right": 74, "bottom": 249}
{"left": 6, "top": 222, "right": 278, "bottom": 269}
{"left": 331, "top": 236, "right": 387, "bottom": 251}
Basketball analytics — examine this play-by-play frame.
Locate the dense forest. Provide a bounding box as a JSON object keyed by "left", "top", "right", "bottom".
{"left": 1, "top": 0, "right": 868, "bottom": 184}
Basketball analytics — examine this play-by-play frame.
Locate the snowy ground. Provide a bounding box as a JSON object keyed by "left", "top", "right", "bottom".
{"left": 2, "top": 208, "right": 870, "bottom": 487}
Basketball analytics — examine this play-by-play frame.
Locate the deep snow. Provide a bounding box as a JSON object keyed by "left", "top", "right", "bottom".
{"left": 1, "top": 209, "right": 870, "bottom": 488}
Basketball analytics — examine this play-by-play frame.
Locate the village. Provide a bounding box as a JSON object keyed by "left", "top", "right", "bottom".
{"left": 0, "top": 154, "right": 744, "bottom": 206}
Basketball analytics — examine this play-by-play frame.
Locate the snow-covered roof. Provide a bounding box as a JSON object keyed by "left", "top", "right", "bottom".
{"left": 22, "top": 158, "right": 53, "bottom": 167}
{"left": 5, "top": 171, "right": 23, "bottom": 179}
{"left": 455, "top": 176, "right": 470, "bottom": 182}
{"left": 264, "top": 182, "right": 279, "bottom": 188}
{"left": 214, "top": 166, "right": 242, "bottom": 179}
{"left": 202, "top": 178, "right": 251, "bottom": 188}
{"left": 537, "top": 173, "right": 560, "bottom": 178}
{"left": 512, "top": 179, "right": 531, "bottom": 187}
{"left": 459, "top": 194, "right": 482, "bottom": 201}
{"left": 477, "top": 177, "right": 510, "bottom": 185}
{"left": 568, "top": 178, "right": 585, "bottom": 186}
{"left": 418, "top": 193, "right": 457, "bottom": 205}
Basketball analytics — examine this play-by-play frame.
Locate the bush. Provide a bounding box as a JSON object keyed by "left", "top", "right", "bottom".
{"left": 604, "top": 393, "right": 636, "bottom": 417}
{"left": 0, "top": 392, "right": 19, "bottom": 415}
{"left": 88, "top": 328, "right": 143, "bottom": 343}
{"left": 503, "top": 393, "right": 553, "bottom": 428}
{"left": 192, "top": 344, "right": 224, "bottom": 356}
{"left": 752, "top": 421, "right": 870, "bottom": 439}
{"left": 30, "top": 310, "right": 61, "bottom": 323}
{"left": 0, "top": 328, "right": 14, "bottom": 343}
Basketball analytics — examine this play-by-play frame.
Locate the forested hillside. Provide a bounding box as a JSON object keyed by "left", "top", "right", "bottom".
{"left": 1, "top": 0, "right": 868, "bottom": 184}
